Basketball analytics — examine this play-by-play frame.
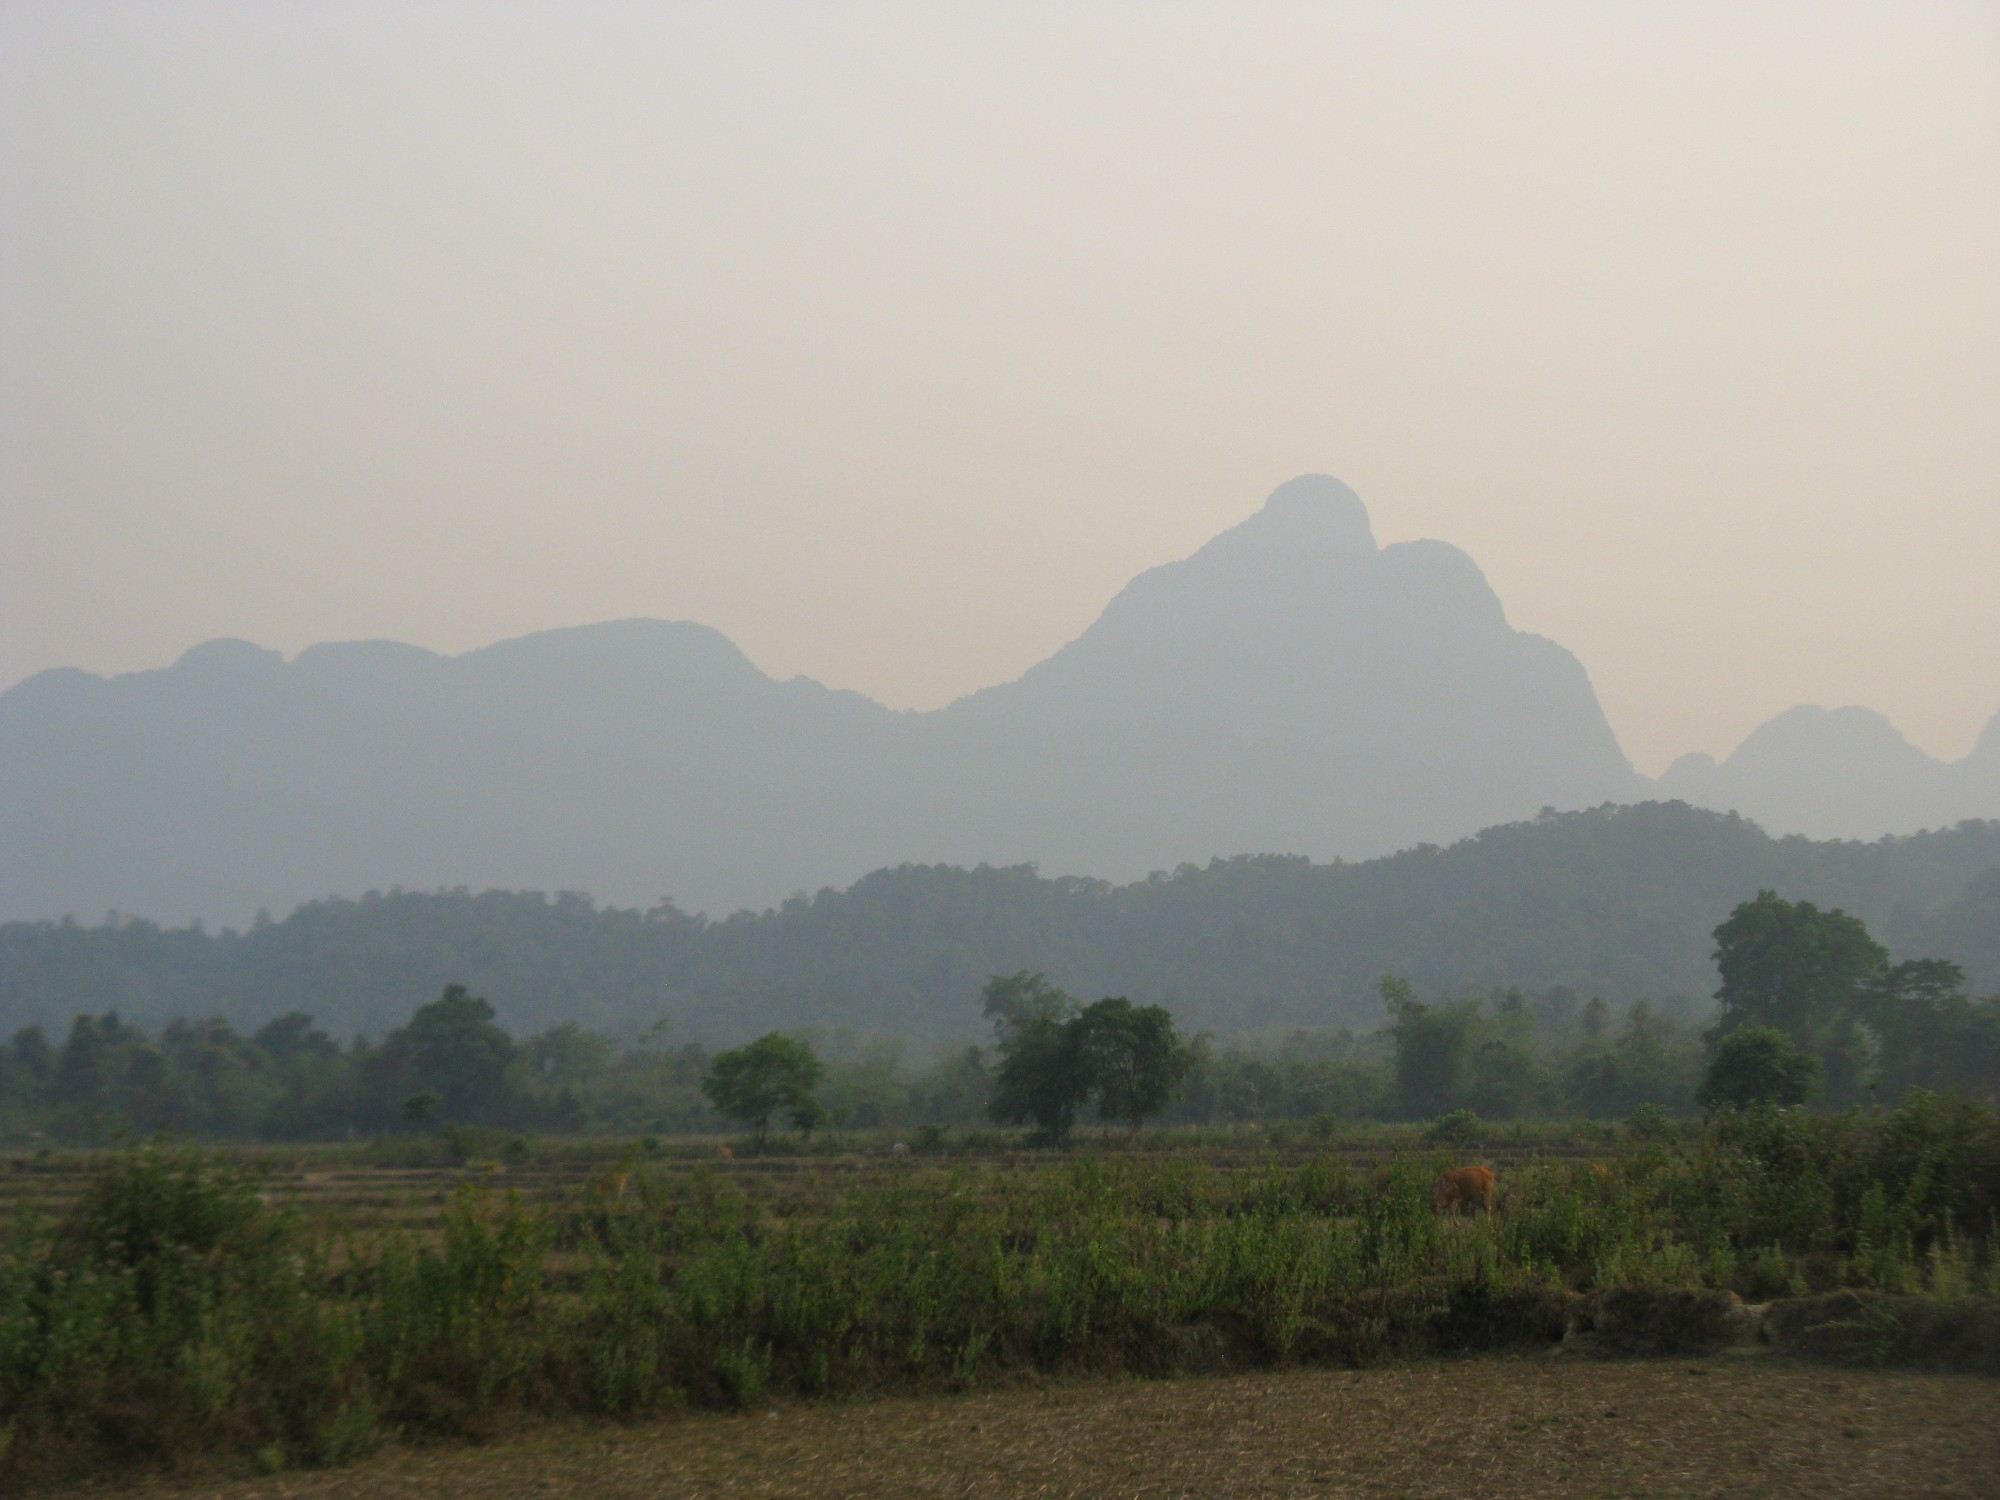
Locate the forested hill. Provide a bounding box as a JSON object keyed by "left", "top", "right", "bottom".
{"left": 3, "top": 803, "right": 1997, "bottom": 1049}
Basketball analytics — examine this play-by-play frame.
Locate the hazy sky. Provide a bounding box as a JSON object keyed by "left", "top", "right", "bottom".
{"left": 4, "top": 2, "right": 1996, "bottom": 775}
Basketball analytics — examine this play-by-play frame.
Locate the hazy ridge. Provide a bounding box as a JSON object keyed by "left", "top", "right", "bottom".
{"left": 2, "top": 477, "right": 1643, "bottom": 926}
{"left": 2, "top": 476, "right": 1994, "bottom": 933}
{"left": 4, "top": 803, "right": 1996, "bottom": 1046}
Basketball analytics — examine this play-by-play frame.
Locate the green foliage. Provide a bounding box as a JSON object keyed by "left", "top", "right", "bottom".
{"left": 6, "top": 1099, "right": 2000, "bottom": 1485}
{"left": 1425, "top": 1108, "right": 1482, "bottom": 1147}
{"left": 1710, "top": 891, "right": 1884, "bottom": 1103}
{"left": 983, "top": 974, "right": 1090, "bottom": 1144}
{"left": 1380, "top": 977, "right": 1479, "bottom": 1119}
{"left": 1861, "top": 959, "right": 2000, "bottom": 1103}
{"left": 0, "top": 1147, "right": 365, "bottom": 1483}
{"left": 1698, "top": 1027, "right": 1822, "bottom": 1111}
{"left": 983, "top": 976, "right": 1195, "bottom": 1142}
{"left": 700, "top": 1034, "right": 825, "bottom": 1146}
{"left": 9, "top": 879, "right": 1997, "bottom": 1147}
{"left": 1379, "top": 978, "right": 1620, "bottom": 1121}
{"left": 1075, "top": 997, "right": 1193, "bottom": 1129}
{"left": 7, "top": 808, "right": 1997, "bottom": 1050}
{"left": 374, "top": 986, "right": 517, "bottom": 1126}
{"left": 1625, "top": 1104, "right": 1674, "bottom": 1143}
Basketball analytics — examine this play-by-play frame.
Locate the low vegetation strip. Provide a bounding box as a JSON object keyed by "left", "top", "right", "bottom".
{"left": 2, "top": 1095, "right": 1998, "bottom": 1489}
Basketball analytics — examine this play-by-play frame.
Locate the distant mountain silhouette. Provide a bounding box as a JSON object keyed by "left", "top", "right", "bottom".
{"left": 0, "top": 619, "right": 913, "bottom": 927}
{"left": 1657, "top": 705, "right": 2000, "bottom": 841}
{"left": 908, "top": 475, "right": 1642, "bottom": 875}
{"left": 2, "top": 474, "right": 1990, "bottom": 927}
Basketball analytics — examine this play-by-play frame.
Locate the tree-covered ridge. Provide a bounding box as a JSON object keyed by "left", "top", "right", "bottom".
{"left": 3, "top": 803, "right": 1998, "bottom": 1048}
{"left": 4, "top": 911, "right": 1993, "bottom": 1147}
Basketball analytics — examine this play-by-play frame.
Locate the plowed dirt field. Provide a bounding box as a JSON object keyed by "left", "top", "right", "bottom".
{"left": 72, "top": 1356, "right": 2000, "bottom": 1499}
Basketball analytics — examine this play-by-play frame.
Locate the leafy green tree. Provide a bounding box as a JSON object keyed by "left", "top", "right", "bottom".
{"left": 374, "top": 985, "right": 517, "bottom": 1125}
{"left": 1465, "top": 989, "right": 1544, "bottom": 1119}
{"left": 1860, "top": 959, "right": 2000, "bottom": 1102}
{"left": 1075, "top": 996, "right": 1193, "bottom": 1130}
{"left": 0, "top": 1027, "right": 52, "bottom": 1125}
{"left": 983, "top": 976, "right": 1195, "bottom": 1140}
{"left": 254, "top": 1022, "right": 363, "bottom": 1141}
{"left": 1710, "top": 892, "right": 1887, "bottom": 1104}
{"left": 1579, "top": 996, "right": 1610, "bottom": 1042}
{"left": 1698, "top": 1026, "right": 1822, "bottom": 1111}
{"left": 1560, "top": 998, "right": 1703, "bottom": 1118}
{"left": 1380, "top": 976, "right": 1478, "bottom": 1119}
{"left": 519, "top": 1022, "right": 616, "bottom": 1087}
{"left": 10, "top": 1026, "right": 52, "bottom": 1082}
{"left": 984, "top": 974, "right": 1090, "bottom": 1144}
{"left": 57, "top": 1013, "right": 112, "bottom": 1111}
{"left": 701, "top": 1032, "right": 825, "bottom": 1146}
{"left": 53, "top": 1013, "right": 164, "bottom": 1141}
{"left": 909, "top": 1044, "right": 992, "bottom": 1125}
{"left": 252, "top": 1012, "right": 338, "bottom": 1060}
{"left": 980, "top": 971, "right": 1073, "bottom": 1032}
{"left": 788, "top": 1091, "right": 828, "bottom": 1138}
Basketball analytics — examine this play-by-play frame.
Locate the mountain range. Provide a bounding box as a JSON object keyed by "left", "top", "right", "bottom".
{"left": 3, "top": 475, "right": 1995, "bottom": 928}
{"left": 1657, "top": 705, "right": 2000, "bottom": 842}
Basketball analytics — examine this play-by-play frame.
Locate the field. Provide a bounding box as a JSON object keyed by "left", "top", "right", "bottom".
{"left": 56, "top": 1361, "right": 2000, "bottom": 1499}
{"left": 0, "top": 1124, "right": 1614, "bottom": 1245}
{"left": 4, "top": 1104, "right": 2000, "bottom": 1492}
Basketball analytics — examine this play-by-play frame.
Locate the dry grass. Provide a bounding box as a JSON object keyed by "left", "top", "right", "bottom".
{"left": 78, "top": 1357, "right": 2000, "bottom": 1500}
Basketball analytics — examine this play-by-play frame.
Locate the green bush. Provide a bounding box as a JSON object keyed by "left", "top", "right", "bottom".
{"left": 0, "top": 1146, "right": 371, "bottom": 1484}
{"left": 1699, "top": 1027, "right": 1821, "bottom": 1111}
{"left": 1424, "top": 1108, "right": 1481, "bottom": 1147}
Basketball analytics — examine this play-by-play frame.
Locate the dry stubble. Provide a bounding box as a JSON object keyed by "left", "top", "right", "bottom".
{"left": 79, "top": 1357, "right": 2000, "bottom": 1500}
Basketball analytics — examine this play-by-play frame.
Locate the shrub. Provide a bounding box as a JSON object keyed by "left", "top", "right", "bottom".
{"left": 1425, "top": 1108, "right": 1482, "bottom": 1147}
{"left": 1625, "top": 1104, "right": 1674, "bottom": 1143}
{"left": 1699, "top": 1027, "right": 1820, "bottom": 1111}
{"left": 0, "top": 1146, "right": 370, "bottom": 1485}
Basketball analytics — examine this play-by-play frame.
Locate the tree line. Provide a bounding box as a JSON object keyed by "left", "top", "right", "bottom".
{"left": 3, "top": 890, "right": 1992, "bottom": 1145}
{"left": 4, "top": 804, "right": 1997, "bottom": 1050}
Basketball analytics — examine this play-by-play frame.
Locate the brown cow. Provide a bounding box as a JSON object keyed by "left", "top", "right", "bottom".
{"left": 589, "top": 1169, "right": 631, "bottom": 1201}
{"left": 1433, "top": 1165, "right": 1497, "bottom": 1216}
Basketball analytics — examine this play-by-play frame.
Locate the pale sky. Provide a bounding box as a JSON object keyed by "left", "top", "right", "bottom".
{"left": 3, "top": 1, "right": 1996, "bottom": 776}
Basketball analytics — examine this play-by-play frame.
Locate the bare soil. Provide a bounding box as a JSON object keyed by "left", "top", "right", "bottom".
{"left": 80, "top": 1356, "right": 2000, "bottom": 1499}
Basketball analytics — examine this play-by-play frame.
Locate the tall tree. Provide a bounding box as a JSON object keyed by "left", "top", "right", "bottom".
{"left": 1860, "top": 959, "right": 2000, "bottom": 1103}
{"left": 1075, "top": 997, "right": 1192, "bottom": 1130}
{"left": 1698, "top": 1026, "right": 1821, "bottom": 1111}
{"left": 1709, "top": 892, "right": 1886, "bottom": 1104}
{"left": 701, "top": 1032, "right": 824, "bottom": 1147}
{"left": 984, "top": 973, "right": 1091, "bottom": 1145}
{"left": 1380, "top": 976, "right": 1479, "bottom": 1120}
{"left": 374, "top": 985, "right": 517, "bottom": 1125}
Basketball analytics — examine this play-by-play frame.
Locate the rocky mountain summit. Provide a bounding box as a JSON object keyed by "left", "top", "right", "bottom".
{"left": 3, "top": 476, "right": 1992, "bottom": 927}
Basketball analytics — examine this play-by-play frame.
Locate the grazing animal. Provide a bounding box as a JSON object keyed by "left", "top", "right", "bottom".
{"left": 717, "top": 1144, "right": 734, "bottom": 1160}
{"left": 591, "top": 1169, "right": 630, "bottom": 1201}
{"left": 1433, "top": 1165, "right": 1497, "bottom": 1216}
{"left": 890, "top": 1141, "right": 911, "bottom": 1159}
